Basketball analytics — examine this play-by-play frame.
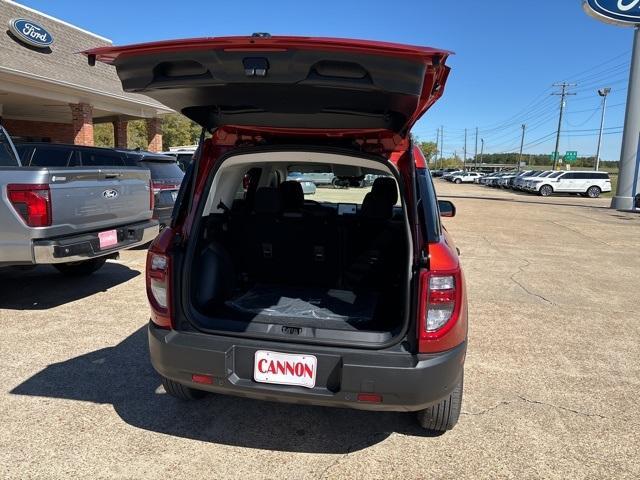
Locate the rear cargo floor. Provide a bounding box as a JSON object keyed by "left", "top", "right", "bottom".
{"left": 215, "top": 284, "right": 396, "bottom": 332}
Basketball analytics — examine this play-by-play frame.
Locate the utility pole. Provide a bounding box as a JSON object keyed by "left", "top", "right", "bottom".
{"left": 439, "top": 125, "right": 444, "bottom": 169}
{"left": 474, "top": 127, "right": 479, "bottom": 168}
{"left": 463, "top": 128, "right": 467, "bottom": 171}
{"left": 595, "top": 87, "right": 611, "bottom": 171}
{"left": 551, "top": 82, "right": 577, "bottom": 170}
{"left": 518, "top": 124, "right": 526, "bottom": 172}
{"left": 435, "top": 127, "right": 440, "bottom": 166}
{"left": 480, "top": 138, "right": 484, "bottom": 165}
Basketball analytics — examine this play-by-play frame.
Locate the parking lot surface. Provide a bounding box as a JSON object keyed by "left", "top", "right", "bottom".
{"left": 1, "top": 181, "right": 639, "bottom": 479}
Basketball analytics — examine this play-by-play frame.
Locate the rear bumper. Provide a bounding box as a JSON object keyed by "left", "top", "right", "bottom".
{"left": 149, "top": 323, "right": 466, "bottom": 412}
{"left": 32, "top": 220, "right": 159, "bottom": 264}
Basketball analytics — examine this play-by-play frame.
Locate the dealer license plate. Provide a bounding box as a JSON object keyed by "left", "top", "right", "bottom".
{"left": 98, "top": 229, "right": 118, "bottom": 249}
{"left": 254, "top": 350, "right": 317, "bottom": 389}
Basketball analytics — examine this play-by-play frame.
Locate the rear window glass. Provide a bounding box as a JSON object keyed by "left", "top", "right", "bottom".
{"left": 81, "top": 149, "right": 126, "bottom": 167}
{"left": 0, "top": 129, "right": 19, "bottom": 166}
{"left": 30, "top": 147, "right": 72, "bottom": 167}
{"left": 138, "top": 160, "right": 185, "bottom": 180}
{"left": 286, "top": 165, "right": 397, "bottom": 206}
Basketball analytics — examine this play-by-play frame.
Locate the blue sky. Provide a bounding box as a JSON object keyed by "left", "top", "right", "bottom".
{"left": 20, "top": 0, "right": 633, "bottom": 161}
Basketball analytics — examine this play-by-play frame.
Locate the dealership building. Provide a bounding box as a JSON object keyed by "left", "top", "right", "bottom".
{"left": 0, "top": 0, "right": 173, "bottom": 151}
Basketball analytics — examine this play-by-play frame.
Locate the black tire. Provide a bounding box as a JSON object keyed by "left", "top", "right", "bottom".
{"left": 53, "top": 257, "right": 107, "bottom": 276}
{"left": 586, "top": 185, "right": 601, "bottom": 198}
{"left": 416, "top": 373, "right": 463, "bottom": 433}
{"left": 539, "top": 184, "right": 553, "bottom": 197}
{"left": 161, "top": 376, "right": 207, "bottom": 400}
{"left": 455, "top": 178, "right": 462, "bottom": 184}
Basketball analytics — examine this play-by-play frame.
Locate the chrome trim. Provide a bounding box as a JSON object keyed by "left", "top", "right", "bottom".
{"left": 32, "top": 223, "right": 159, "bottom": 264}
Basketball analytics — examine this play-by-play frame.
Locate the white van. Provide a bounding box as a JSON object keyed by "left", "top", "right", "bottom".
{"left": 530, "top": 171, "right": 611, "bottom": 197}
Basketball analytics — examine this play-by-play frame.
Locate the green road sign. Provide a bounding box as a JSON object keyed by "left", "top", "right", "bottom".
{"left": 550, "top": 151, "right": 560, "bottom": 161}
{"left": 564, "top": 151, "right": 578, "bottom": 163}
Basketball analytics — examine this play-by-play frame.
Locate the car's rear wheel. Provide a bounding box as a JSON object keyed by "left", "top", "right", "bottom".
{"left": 586, "top": 186, "right": 601, "bottom": 198}
{"left": 53, "top": 257, "right": 107, "bottom": 276}
{"left": 539, "top": 185, "right": 553, "bottom": 197}
{"left": 161, "top": 376, "right": 207, "bottom": 400}
{"left": 416, "top": 373, "right": 463, "bottom": 433}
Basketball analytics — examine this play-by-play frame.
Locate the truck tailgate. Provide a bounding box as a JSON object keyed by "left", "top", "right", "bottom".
{"left": 46, "top": 168, "right": 152, "bottom": 237}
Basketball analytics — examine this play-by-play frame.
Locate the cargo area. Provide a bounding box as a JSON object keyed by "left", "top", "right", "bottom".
{"left": 183, "top": 150, "right": 412, "bottom": 345}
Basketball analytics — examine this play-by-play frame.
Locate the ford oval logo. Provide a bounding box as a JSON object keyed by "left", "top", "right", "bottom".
{"left": 8, "top": 18, "right": 54, "bottom": 48}
{"left": 584, "top": 0, "right": 640, "bottom": 25}
{"left": 103, "top": 189, "right": 119, "bottom": 199}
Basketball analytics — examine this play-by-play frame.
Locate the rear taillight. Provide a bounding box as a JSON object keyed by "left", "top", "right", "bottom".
{"left": 417, "top": 268, "right": 464, "bottom": 353}
{"left": 152, "top": 180, "right": 180, "bottom": 195}
{"left": 149, "top": 179, "right": 155, "bottom": 211}
{"left": 425, "top": 274, "right": 457, "bottom": 331}
{"left": 7, "top": 184, "right": 51, "bottom": 227}
{"left": 146, "top": 228, "right": 175, "bottom": 328}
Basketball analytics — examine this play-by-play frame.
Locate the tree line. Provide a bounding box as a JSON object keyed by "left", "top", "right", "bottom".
{"left": 94, "top": 114, "right": 200, "bottom": 151}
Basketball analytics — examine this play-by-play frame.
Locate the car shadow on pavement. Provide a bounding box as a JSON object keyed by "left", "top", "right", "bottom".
{"left": 10, "top": 326, "right": 435, "bottom": 453}
{"left": 0, "top": 262, "right": 139, "bottom": 310}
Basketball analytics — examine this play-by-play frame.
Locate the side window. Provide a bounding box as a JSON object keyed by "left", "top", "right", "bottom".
{"left": 575, "top": 172, "right": 596, "bottom": 180}
{"left": 596, "top": 172, "right": 610, "bottom": 180}
{"left": 562, "top": 173, "right": 576, "bottom": 180}
{"left": 80, "top": 149, "right": 126, "bottom": 167}
{"left": 29, "top": 147, "right": 72, "bottom": 167}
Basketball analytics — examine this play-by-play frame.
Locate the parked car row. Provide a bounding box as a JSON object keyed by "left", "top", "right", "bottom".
{"left": 461, "top": 169, "right": 612, "bottom": 198}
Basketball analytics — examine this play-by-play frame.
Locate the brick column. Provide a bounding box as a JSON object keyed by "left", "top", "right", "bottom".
{"left": 146, "top": 117, "right": 163, "bottom": 152}
{"left": 113, "top": 117, "right": 128, "bottom": 148}
{"left": 69, "top": 103, "right": 94, "bottom": 146}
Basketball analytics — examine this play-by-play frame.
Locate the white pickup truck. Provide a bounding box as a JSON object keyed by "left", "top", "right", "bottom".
{"left": 0, "top": 125, "right": 158, "bottom": 275}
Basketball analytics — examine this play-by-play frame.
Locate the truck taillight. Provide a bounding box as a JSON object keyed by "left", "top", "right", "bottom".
{"left": 146, "top": 228, "right": 174, "bottom": 328}
{"left": 149, "top": 179, "right": 155, "bottom": 211}
{"left": 7, "top": 184, "right": 51, "bottom": 227}
{"left": 417, "top": 269, "right": 464, "bottom": 353}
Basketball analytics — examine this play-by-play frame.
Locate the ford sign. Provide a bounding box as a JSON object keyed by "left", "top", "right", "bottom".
{"left": 584, "top": 0, "right": 640, "bottom": 25}
{"left": 8, "top": 18, "right": 54, "bottom": 48}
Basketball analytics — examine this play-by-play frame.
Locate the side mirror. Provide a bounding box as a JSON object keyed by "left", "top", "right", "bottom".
{"left": 438, "top": 200, "right": 456, "bottom": 218}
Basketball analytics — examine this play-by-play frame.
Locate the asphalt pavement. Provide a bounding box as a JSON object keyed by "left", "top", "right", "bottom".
{"left": 1, "top": 181, "right": 639, "bottom": 479}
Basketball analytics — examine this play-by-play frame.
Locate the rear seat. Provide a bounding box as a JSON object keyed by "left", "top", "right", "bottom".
{"left": 343, "top": 177, "right": 404, "bottom": 290}
{"left": 278, "top": 181, "right": 339, "bottom": 286}
{"left": 229, "top": 179, "right": 402, "bottom": 292}
{"left": 230, "top": 186, "right": 283, "bottom": 283}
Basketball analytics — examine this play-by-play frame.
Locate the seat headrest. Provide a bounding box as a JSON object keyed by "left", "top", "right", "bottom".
{"left": 371, "top": 177, "right": 398, "bottom": 205}
{"left": 279, "top": 181, "right": 304, "bottom": 211}
{"left": 254, "top": 187, "right": 282, "bottom": 214}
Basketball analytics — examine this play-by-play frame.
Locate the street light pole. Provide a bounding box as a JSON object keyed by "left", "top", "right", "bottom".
{"left": 595, "top": 87, "right": 611, "bottom": 171}
{"left": 480, "top": 138, "right": 484, "bottom": 165}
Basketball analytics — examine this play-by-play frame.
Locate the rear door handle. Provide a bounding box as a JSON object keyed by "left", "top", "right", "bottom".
{"left": 104, "top": 173, "right": 122, "bottom": 179}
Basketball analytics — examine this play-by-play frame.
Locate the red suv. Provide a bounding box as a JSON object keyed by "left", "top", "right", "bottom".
{"left": 87, "top": 35, "right": 467, "bottom": 433}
